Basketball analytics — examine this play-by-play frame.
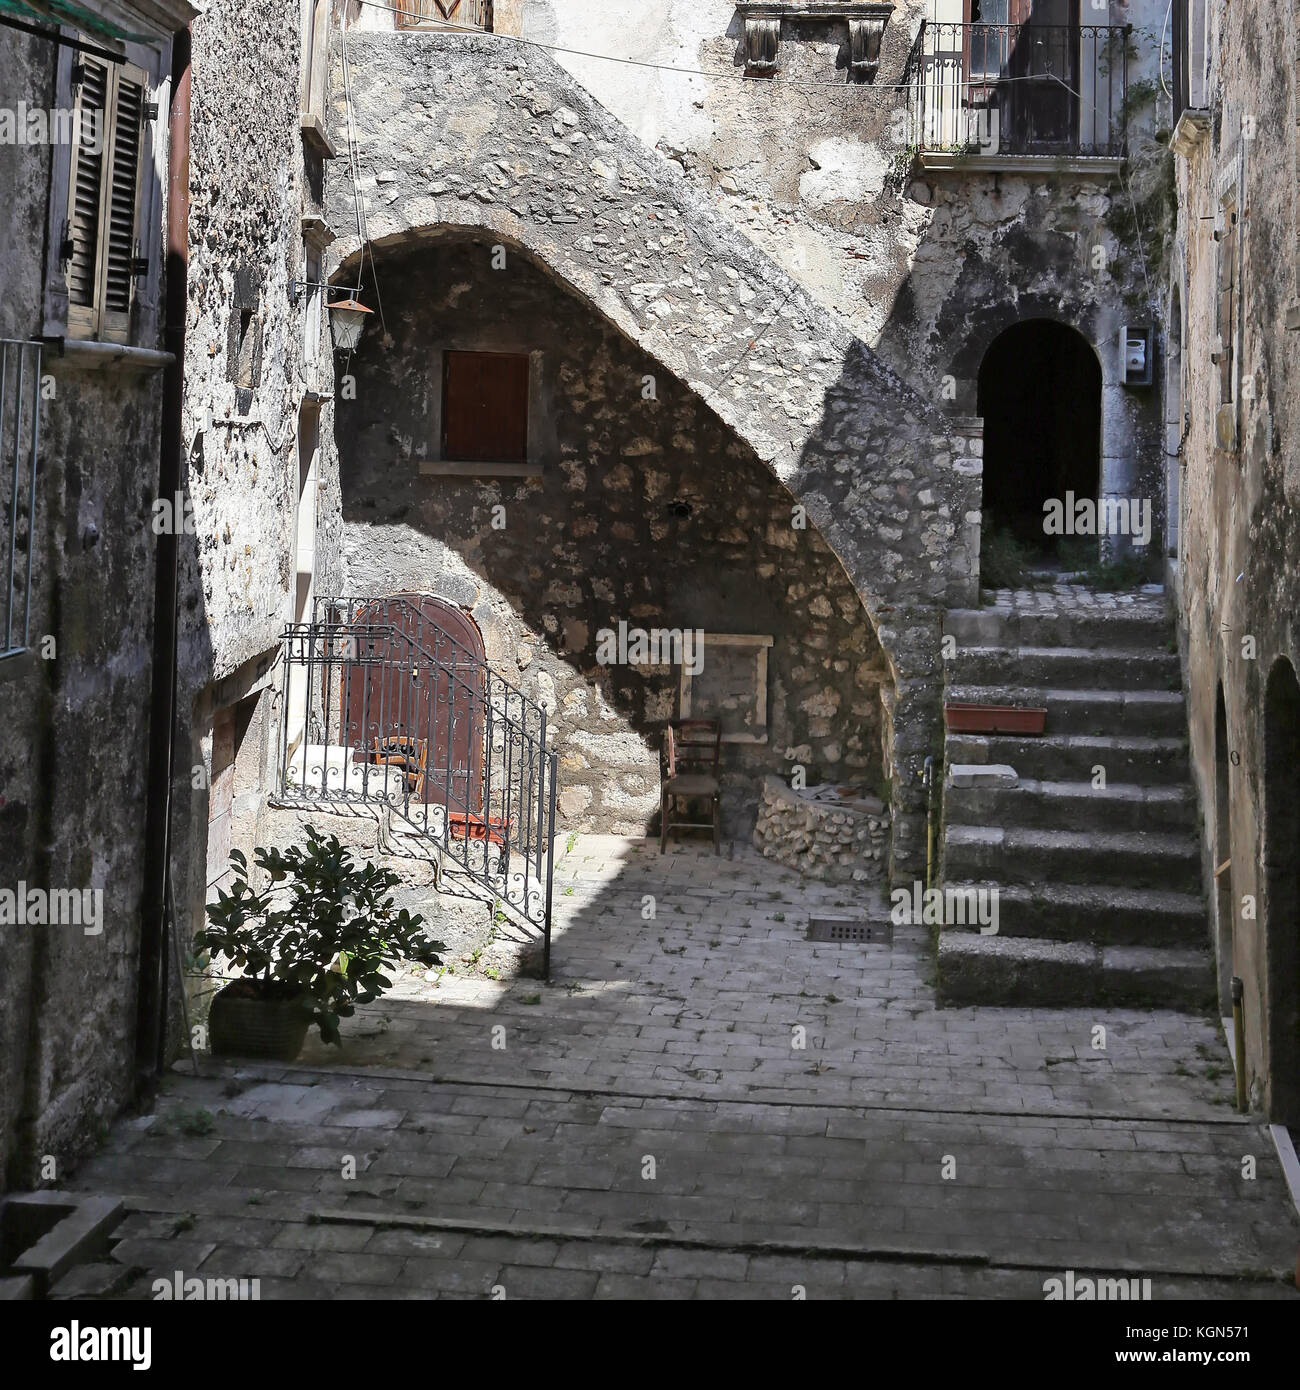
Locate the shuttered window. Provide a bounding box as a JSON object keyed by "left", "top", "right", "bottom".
{"left": 64, "top": 57, "right": 148, "bottom": 343}
{"left": 1216, "top": 212, "right": 1236, "bottom": 406}
{"left": 442, "top": 351, "right": 529, "bottom": 463}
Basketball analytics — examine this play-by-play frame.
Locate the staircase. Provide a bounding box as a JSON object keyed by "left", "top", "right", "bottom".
{"left": 935, "top": 587, "right": 1215, "bottom": 1010}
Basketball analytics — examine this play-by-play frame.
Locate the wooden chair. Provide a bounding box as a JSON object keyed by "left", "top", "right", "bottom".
{"left": 369, "top": 735, "right": 427, "bottom": 794}
{"left": 659, "top": 719, "right": 722, "bottom": 855}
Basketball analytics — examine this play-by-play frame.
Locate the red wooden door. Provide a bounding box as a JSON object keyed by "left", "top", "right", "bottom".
{"left": 344, "top": 594, "right": 486, "bottom": 816}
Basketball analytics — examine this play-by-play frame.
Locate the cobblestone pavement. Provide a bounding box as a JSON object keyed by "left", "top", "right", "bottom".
{"left": 69, "top": 837, "right": 1300, "bottom": 1300}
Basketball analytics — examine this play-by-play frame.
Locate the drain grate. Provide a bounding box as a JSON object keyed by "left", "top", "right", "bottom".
{"left": 806, "top": 916, "right": 892, "bottom": 944}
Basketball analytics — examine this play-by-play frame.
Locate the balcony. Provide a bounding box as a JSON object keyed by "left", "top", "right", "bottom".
{"left": 912, "top": 21, "right": 1129, "bottom": 172}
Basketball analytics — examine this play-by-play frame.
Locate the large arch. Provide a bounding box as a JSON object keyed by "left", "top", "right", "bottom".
{"left": 976, "top": 318, "right": 1103, "bottom": 559}
{"left": 325, "top": 33, "right": 983, "bottom": 874}
{"left": 332, "top": 228, "right": 899, "bottom": 843}
{"left": 1263, "top": 657, "right": 1300, "bottom": 1124}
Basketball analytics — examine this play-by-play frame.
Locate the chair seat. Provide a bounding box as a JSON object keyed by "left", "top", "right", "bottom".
{"left": 664, "top": 773, "right": 719, "bottom": 796}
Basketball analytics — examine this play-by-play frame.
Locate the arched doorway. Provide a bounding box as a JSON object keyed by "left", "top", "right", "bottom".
{"left": 977, "top": 319, "right": 1102, "bottom": 563}
{"left": 1213, "top": 685, "right": 1234, "bottom": 1013}
{"left": 345, "top": 594, "right": 487, "bottom": 818}
{"left": 1263, "top": 658, "right": 1300, "bottom": 1124}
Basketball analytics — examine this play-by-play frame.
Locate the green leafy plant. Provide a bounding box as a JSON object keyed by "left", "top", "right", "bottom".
{"left": 979, "top": 524, "right": 1034, "bottom": 590}
{"left": 196, "top": 830, "right": 444, "bottom": 1046}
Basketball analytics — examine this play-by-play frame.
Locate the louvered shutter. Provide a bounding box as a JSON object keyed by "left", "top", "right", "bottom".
{"left": 63, "top": 58, "right": 147, "bottom": 341}
{"left": 65, "top": 57, "right": 110, "bottom": 337}
{"left": 99, "top": 66, "right": 146, "bottom": 343}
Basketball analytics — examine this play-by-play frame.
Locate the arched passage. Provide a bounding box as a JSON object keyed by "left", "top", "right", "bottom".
{"left": 977, "top": 319, "right": 1102, "bottom": 560}
{"left": 1263, "top": 657, "right": 1300, "bottom": 1124}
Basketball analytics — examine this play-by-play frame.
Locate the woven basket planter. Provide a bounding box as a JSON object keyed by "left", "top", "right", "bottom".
{"left": 209, "top": 983, "right": 311, "bottom": 1062}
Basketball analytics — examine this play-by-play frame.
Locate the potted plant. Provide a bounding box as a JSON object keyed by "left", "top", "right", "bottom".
{"left": 195, "top": 828, "right": 444, "bottom": 1060}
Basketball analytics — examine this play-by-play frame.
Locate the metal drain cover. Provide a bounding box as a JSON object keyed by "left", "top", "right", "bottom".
{"left": 806, "top": 916, "right": 892, "bottom": 944}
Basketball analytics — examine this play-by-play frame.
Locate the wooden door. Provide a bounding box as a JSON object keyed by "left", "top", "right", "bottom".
{"left": 344, "top": 594, "right": 486, "bottom": 816}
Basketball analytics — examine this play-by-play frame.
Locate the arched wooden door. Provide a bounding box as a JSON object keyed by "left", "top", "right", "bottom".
{"left": 344, "top": 593, "right": 486, "bottom": 816}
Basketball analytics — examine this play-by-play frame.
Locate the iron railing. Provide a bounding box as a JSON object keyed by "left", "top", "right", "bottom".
{"left": 1, "top": 341, "right": 42, "bottom": 660}
{"left": 913, "top": 21, "right": 1129, "bottom": 158}
{"left": 394, "top": 0, "right": 491, "bottom": 30}
{"left": 277, "top": 595, "right": 558, "bottom": 973}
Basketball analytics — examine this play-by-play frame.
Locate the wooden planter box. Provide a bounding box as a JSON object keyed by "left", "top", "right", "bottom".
{"left": 944, "top": 702, "right": 1047, "bottom": 735}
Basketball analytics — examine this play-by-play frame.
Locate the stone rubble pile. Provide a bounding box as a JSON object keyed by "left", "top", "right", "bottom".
{"left": 752, "top": 774, "right": 889, "bottom": 883}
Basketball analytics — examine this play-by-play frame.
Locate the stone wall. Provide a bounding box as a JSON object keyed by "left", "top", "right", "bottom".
{"left": 336, "top": 236, "right": 891, "bottom": 836}
{"left": 0, "top": 25, "right": 170, "bottom": 1190}
{"left": 1171, "top": 0, "right": 1300, "bottom": 1119}
{"left": 752, "top": 775, "right": 889, "bottom": 884}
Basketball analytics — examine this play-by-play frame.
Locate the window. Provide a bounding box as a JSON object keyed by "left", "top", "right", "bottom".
{"left": 63, "top": 54, "right": 149, "bottom": 343}
{"left": 441, "top": 350, "right": 529, "bottom": 463}
{"left": 395, "top": 0, "right": 492, "bottom": 32}
{"left": 965, "top": 0, "right": 1079, "bottom": 153}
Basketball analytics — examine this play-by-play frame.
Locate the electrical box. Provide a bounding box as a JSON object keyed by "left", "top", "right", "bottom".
{"left": 1122, "top": 325, "right": 1153, "bottom": 386}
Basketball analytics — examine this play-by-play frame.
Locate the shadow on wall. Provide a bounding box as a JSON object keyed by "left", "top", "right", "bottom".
{"left": 332, "top": 233, "right": 893, "bottom": 839}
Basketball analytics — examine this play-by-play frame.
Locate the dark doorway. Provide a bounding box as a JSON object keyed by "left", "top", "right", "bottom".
{"left": 977, "top": 318, "right": 1101, "bottom": 559}
{"left": 1263, "top": 658, "right": 1300, "bottom": 1124}
{"left": 1213, "top": 686, "right": 1233, "bottom": 1013}
{"left": 344, "top": 594, "right": 487, "bottom": 818}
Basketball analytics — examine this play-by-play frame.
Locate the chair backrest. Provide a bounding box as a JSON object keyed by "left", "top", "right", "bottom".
{"left": 665, "top": 719, "right": 721, "bottom": 778}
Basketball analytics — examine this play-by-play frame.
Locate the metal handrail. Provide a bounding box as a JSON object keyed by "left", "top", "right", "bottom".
{"left": 913, "top": 21, "right": 1129, "bottom": 159}
{"left": 278, "top": 605, "right": 558, "bottom": 973}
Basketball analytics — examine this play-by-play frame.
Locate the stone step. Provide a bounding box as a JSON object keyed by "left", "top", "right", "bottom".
{"left": 947, "top": 645, "right": 1181, "bottom": 692}
{"left": 944, "top": 777, "right": 1197, "bottom": 832}
{"left": 945, "top": 685, "right": 1187, "bottom": 737}
{"left": 943, "top": 823, "right": 1201, "bottom": 892}
{"left": 936, "top": 933, "right": 1215, "bottom": 1010}
{"left": 945, "top": 605, "right": 1171, "bottom": 651}
{"left": 942, "top": 879, "right": 1206, "bottom": 947}
{"left": 944, "top": 731, "right": 1191, "bottom": 784}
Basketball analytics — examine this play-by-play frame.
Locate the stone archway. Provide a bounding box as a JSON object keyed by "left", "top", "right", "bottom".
{"left": 976, "top": 318, "right": 1102, "bottom": 561}
{"left": 1263, "top": 657, "right": 1300, "bottom": 1124}
{"left": 331, "top": 230, "right": 899, "bottom": 848}
{"left": 323, "top": 34, "right": 983, "bottom": 875}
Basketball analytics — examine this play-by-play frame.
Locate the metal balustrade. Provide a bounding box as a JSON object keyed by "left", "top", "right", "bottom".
{"left": 914, "top": 21, "right": 1129, "bottom": 158}
{"left": 278, "top": 595, "right": 557, "bottom": 974}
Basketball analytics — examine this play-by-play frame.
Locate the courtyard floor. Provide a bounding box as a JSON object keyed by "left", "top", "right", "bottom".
{"left": 70, "top": 836, "right": 1300, "bottom": 1299}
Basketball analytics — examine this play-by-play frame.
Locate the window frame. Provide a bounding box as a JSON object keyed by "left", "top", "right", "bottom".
{"left": 420, "top": 345, "right": 546, "bottom": 478}
{"left": 42, "top": 34, "right": 164, "bottom": 348}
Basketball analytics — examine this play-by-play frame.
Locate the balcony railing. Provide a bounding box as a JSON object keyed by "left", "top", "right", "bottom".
{"left": 394, "top": 0, "right": 491, "bottom": 30}
{"left": 913, "top": 21, "right": 1129, "bottom": 159}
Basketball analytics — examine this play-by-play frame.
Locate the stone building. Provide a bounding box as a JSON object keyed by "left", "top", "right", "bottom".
{"left": 6, "top": 0, "right": 1287, "bottom": 1192}
{"left": 1167, "top": 0, "right": 1300, "bottom": 1125}
{"left": 0, "top": 0, "right": 339, "bottom": 1187}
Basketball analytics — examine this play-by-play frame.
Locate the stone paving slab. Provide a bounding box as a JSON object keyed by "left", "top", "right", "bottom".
{"left": 64, "top": 839, "right": 1300, "bottom": 1299}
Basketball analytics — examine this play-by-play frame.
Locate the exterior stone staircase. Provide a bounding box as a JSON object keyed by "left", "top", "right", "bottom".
{"left": 935, "top": 586, "right": 1215, "bottom": 1009}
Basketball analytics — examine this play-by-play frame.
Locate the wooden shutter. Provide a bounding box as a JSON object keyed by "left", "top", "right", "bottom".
{"left": 64, "top": 58, "right": 146, "bottom": 341}
{"left": 100, "top": 68, "right": 145, "bottom": 343}
{"left": 65, "top": 56, "right": 110, "bottom": 335}
{"left": 442, "top": 351, "right": 529, "bottom": 463}
{"left": 1217, "top": 217, "right": 1236, "bottom": 405}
